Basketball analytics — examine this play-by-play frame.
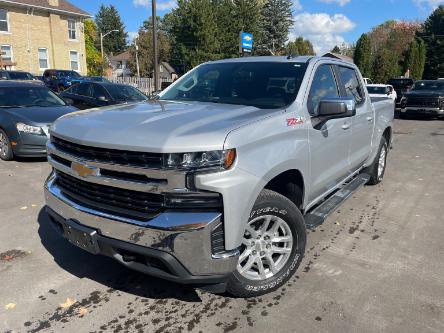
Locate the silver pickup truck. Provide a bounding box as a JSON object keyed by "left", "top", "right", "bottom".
{"left": 44, "top": 56, "right": 394, "bottom": 297}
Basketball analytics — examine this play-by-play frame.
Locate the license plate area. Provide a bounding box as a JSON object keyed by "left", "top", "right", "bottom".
{"left": 61, "top": 219, "right": 100, "bottom": 254}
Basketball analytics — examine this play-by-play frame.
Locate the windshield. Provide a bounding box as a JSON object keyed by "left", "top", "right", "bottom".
{"left": 388, "top": 79, "right": 413, "bottom": 89}
{"left": 9, "top": 72, "right": 34, "bottom": 80}
{"left": 159, "top": 62, "right": 308, "bottom": 109}
{"left": 367, "top": 86, "right": 386, "bottom": 94}
{"left": 105, "top": 85, "right": 148, "bottom": 102}
{"left": 0, "top": 86, "right": 66, "bottom": 108}
{"left": 58, "top": 71, "right": 81, "bottom": 78}
{"left": 411, "top": 81, "right": 444, "bottom": 92}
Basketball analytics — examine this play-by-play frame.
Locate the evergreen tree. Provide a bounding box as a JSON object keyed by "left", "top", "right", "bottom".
{"left": 354, "top": 34, "right": 372, "bottom": 78}
{"left": 287, "top": 37, "right": 315, "bottom": 56}
{"left": 405, "top": 39, "right": 426, "bottom": 79}
{"left": 331, "top": 45, "right": 341, "bottom": 53}
{"left": 95, "top": 5, "right": 128, "bottom": 55}
{"left": 258, "top": 0, "right": 293, "bottom": 55}
{"left": 372, "top": 47, "right": 399, "bottom": 83}
{"left": 421, "top": 5, "right": 444, "bottom": 79}
{"left": 84, "top": 20, "right": 104, "bottom": 75}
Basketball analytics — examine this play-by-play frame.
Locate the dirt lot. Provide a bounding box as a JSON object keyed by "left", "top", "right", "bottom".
{"left": 1, "top": 118, "right": 444, "bottom": 333}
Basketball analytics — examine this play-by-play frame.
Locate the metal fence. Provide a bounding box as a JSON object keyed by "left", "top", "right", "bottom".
{"left": 110, "top": 77, "right": 174, "bottom": 95}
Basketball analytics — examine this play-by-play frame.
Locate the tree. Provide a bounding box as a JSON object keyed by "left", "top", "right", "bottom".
{"left": 95, "top": 5, "right": 128, "bottom": 55}
{"left": 405, "top": 39, "right": 426, "bottom": 79}
{"left": 84, "top": 20, "right": 105, "bottom": 75}
{"left": 372, "top": 47, "right": 399, "bottom": 83}
{"left": 128, "top": 17, "right": 171, "bottom": 77}
{"left": 354, "top": 34, "right": 372, "bottom": 78}
{"left": 331, "top": 45, "right": 341, "bottom": 53}
{"left": 287, "top": 37, "right": 315, "bottom": 56}
{"left": 421, "top": 5, "right": 444, "bottom": 79}
{"left": 258, "top": 0, "right": 293, "bottom": 55}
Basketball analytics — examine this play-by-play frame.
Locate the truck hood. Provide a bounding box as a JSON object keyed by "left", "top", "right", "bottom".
{"left": 5, "top": 105, "right": 78, "bottom": 125}
{"left": 51, "top": 100, "right": 280, "bottom": 152}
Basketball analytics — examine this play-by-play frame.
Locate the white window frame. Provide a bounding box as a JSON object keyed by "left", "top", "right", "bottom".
{"left": 68, "top": 19, "right": 77, "bottom": 40}
{"left": 38, "top": 48, "right": 49, "bottom": 70}
{"left": 1, "top": 44, "right": 12, "bottom": 62}
{"left": 0, "top": 8, "right": 10, "bottom": 33}
{"left": 69, "top": 50, "right": 80, "bottom": 72}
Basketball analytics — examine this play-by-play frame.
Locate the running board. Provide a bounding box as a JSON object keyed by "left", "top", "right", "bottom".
{"left": 304, "top": 173, "right": 370, "bottom": 229}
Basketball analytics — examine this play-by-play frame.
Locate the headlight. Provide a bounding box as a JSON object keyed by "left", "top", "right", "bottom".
{"left": 164, "top": 149, "right": 236, "bottom": 170}
{"left": 16, "top": 123, "right": 43, "bottom": 135}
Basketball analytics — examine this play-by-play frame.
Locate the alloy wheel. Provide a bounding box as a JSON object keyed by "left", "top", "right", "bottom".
{"left": 237, "top": 215, "right": 293, "bottom": 281}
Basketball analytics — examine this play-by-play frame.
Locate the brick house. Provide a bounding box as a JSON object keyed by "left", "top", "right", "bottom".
{"left": 0, "top": 0, "right": 90, "bottom": 75}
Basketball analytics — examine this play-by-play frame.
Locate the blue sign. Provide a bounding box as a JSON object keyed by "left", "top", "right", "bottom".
{"left": 241, "top": 32, "right": 253, "bottom": 50}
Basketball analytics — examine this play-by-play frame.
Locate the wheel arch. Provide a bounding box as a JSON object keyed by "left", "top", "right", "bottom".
{"left": 263, "top": 169, "right": 305, "bottom": 210}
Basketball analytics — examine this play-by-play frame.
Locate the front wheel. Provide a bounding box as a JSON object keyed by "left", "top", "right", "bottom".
{"left": 364, "top": 137, "right": 388, "bottom": 185}
{"left": 226, "top": 189, "right": 306, "bottom": 298}
{"left": 0, "top": 129, "right": 14, "bottom": 161}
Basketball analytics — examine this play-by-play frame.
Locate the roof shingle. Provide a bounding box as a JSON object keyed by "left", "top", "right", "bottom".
{"left": 0, "top": 0, "right": 90, "bottom": 17}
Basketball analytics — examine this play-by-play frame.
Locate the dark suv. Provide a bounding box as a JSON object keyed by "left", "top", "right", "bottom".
{"left": 0, "top": 70, "right": 37, "bottom": 81}
{"left": 387, "top": 78, "right": 414, "bottom": 109}
{"left": 42, "top": 69, "right": 84, "bottom": 92}
{"left": 400, "top": 80, "right": 444, "bottom": 118}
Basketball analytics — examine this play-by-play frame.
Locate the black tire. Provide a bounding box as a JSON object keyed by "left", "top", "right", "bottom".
{"left": 226, "top": 189, "right": 306, "bottom": 298}
{"left": 0, "top": 129, "right": 14, "bottom": 161}
{"left": 363, "top": 137, "right": 388, "bottom": 185}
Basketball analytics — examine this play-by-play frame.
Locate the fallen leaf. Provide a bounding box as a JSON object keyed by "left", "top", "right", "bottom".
{"left": 20, "top": 206, "right": 28, "bottom": 210}
{"left": 78, "top": 307, "right": 88, "bottom": 316}
{"left": 60, "top": 298, "right": 76, "bottom": 309}
{"left": 2, "top": 255, "right": 13, "bottom": 261}
{"left": 31, "top": 204, "right": 38, "bottom": 207}
{"left": 5, "top": 303, "right": 16, "bottom": 310}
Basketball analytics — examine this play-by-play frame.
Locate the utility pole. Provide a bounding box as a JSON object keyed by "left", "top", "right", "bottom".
{"left": 135, "top": 40, "right": 140, "bottom": 78}
{"left": 152, "top": 0, "right": 159, "bottom": 91}
{"left": 100, "top": 30, "right": 119, "bottom": 59}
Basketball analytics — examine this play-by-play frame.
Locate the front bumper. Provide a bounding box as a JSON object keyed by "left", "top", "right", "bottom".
{"left": 13, "top": 133, "right": 48, "bottom": 157}
{"left": 401, "top": 107, "right": 444, "bottom": 116}
{"left": 44, "top": 173, "right": 239, "bottom": 284}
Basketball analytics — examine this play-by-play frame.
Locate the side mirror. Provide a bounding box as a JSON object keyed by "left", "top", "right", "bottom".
{"left": 318, "top": 98, "right": 356, "bottom": 118}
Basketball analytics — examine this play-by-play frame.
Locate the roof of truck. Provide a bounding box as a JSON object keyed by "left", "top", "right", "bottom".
{"left": 209, "top": 56, "right": 354, "bottom": 66}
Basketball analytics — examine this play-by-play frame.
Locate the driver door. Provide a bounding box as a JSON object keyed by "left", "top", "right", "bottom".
{"left": 306, "top": 64, "right": 352, "bottom": 203}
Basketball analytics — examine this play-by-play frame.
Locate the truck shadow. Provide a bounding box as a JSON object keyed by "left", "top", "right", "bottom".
{"left": 36, "top": 208, "right": 203, "bottom": 303}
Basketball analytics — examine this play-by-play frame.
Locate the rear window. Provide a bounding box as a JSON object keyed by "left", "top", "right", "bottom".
{"left": 8, "top": 72, "right": 34, "bottom": 80}
{"left": 367, "top": 86, "right": 387, "bottom": 94}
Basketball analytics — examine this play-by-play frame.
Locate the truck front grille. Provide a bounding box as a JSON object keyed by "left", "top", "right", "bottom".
{"left": 52, "top": 136, "right": 163, "bottom": 169}
{"left": 55, "top": 171, "right": 164, "bottom": 221}
{"left": 406, "top": 97, "right": 440, "bottom": 108}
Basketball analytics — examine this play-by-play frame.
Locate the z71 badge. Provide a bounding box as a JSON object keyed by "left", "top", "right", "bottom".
{"left": 286, "top": 117, "right": 304, "bottom": 126}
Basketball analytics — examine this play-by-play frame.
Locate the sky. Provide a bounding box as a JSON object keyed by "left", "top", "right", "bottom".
{"left": 71, "top": 0, "right": 444, "bottom": 54}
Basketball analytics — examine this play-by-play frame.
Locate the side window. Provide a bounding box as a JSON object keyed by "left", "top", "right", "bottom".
{"left": 91, "top": 84, "right": 108, "bottom": 99}
{"left": 307, "top": 65, "right": 339, "bottom": 116}
{"left": 337, "top": 66, "right": 365, "bottom": 104}
{"left": 76, "top": 83, "right": 91, "bottom": 97}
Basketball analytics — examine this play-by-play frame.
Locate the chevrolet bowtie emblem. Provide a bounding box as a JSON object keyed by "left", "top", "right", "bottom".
{"left": 71, "top": 161, "right": 98, "bottom": 178}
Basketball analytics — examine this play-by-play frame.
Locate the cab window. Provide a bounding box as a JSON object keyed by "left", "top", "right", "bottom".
{"left": 307, "top": 65, "right": 339, "bottom": 116}
{"left": 337, "top": 66, "right": 365, "bottom": 104}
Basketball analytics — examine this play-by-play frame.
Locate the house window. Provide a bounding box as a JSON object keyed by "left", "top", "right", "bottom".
{"left": 38, "top": 48, "right": 49, "bottom": 69}
{"left": 68, "top": 19, "right": 76, "bottom": 40}
{"left": 1, "top": 45, "right": 12, "bottom": 61}
{"left": 0, "top": 8, "right": 8, "bottom": 32}
{"left": 70, "top": 51, "right": 79, "bottom": 71}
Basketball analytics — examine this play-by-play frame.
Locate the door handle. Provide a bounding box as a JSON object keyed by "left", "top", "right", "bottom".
{"left": 342, "top": 123, "right": 351, "bottom": 130}
{"left": 367, "top": 116, "right": 374, "bottom": 122}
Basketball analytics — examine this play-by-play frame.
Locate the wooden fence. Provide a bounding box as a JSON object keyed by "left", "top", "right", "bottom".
{"left": 111, "top": 77, "right": 174, "bottom": 95}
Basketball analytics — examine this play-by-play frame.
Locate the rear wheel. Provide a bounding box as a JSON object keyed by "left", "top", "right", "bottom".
{"left": 0, "top": 129, "right": 13, "bottom": 161}
{"left": 226, "top": 189, "right": 306, "bottom": 298}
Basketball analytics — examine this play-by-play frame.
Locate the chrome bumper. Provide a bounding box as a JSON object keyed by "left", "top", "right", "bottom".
{"left": 44, "top": 173, "right": 239, "bottom": 277}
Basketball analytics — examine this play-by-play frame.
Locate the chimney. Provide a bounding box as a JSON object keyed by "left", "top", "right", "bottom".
{"left": 48, "top": 0, "right": 59, "bottom": 6}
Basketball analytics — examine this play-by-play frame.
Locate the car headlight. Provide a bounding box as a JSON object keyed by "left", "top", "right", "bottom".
{"left": 164, "top": 149, "right": 236, "bottom": 170}
{"left": 16, "top": 123, "right": 44, "bottom": 135}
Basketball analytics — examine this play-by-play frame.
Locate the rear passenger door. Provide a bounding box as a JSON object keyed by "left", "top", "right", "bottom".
{"left": 72, "top": 83, "right": 93, "bottom": 110}
{"left": 336, "top": 66, "right": 373, "bottom": 171}
{"left": 307, "top": 64, "right": 352, "bottom": 202}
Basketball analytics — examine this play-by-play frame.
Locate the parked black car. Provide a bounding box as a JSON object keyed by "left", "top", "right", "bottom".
{"left": 59, "top": 82, "right": 148, "bottom": 110}
{"left": 0, "top": 81, "right": 78, "bottom": 160}
{"left": 42, "top": 69, "right": 84, "bottom": 92}
{"left": 400, "top": 80, "right": 444, "bottom": 118}
{"left": 387, "top": 78, "right": 414, "bottom": 109}
{"left": 0, "top": 70, "right": 38, "bottom": 81}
